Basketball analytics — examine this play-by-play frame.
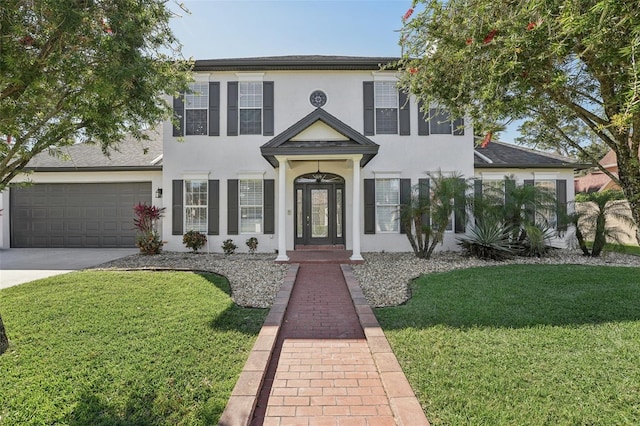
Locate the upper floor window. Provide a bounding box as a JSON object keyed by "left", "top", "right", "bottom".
{"left": 375, "top": 81, "right": 398, "bottom": 134}
{"left": 239, "top": 82, "right": 263, "bottom": 135}
{"left": 418, "top": 104, "right": 465, "bottom": 136}
{"left": 185, "top": 82, "right": 208, "bottom": 135}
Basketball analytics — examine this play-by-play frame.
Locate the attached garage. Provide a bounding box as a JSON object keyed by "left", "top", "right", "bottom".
{"left": 10, "top": 182, "right": 152, "bottom": 248}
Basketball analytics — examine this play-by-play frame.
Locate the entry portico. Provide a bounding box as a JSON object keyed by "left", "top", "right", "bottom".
{"left": 262, "top": 108, "right": 380, "bottom": 262}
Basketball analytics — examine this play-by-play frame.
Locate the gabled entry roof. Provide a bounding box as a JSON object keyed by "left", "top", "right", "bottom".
{"left": 260, "top": 108, "right": 380, "bottom": 168}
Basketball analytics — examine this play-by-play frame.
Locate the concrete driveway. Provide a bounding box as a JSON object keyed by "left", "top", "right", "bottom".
{"left": 0, "top": 248, "right": 138, "bottom": 290}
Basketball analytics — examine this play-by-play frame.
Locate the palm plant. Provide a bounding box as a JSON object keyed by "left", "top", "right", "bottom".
{"left": 568, "top": 190, "right": 634, "bottom": 257}
{"left": 400, "top": 172, "right": 471, "bottom": 259}
{"left": 458, "top": 220, "right": 514, "bottom": 260}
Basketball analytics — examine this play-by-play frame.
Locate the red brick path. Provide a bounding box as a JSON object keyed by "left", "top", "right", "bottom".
{"left": 251, "top": 264, "right": 396, "bottom": 425}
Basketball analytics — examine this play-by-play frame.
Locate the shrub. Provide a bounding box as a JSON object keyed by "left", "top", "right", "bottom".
{"left": 183, "top": 230, "right": 207, "bottom": 253}
{"left": 133, "top": 203, "right": 165, "bottom": 255}
{"left": 458, "top": 221, "right": 514, "bottom": 260}
{"left": 246, "top": 237, "right": 258, "bottom": 254}
{"left": 222, "top": 239, "right": 237, "bottom": 255}
{"left": 519, "top": 223, "right": 555, "bottom": 257}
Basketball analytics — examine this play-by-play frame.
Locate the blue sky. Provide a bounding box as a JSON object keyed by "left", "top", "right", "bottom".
{"left": 169, "top": 0, "right": 520, "bottom": 142}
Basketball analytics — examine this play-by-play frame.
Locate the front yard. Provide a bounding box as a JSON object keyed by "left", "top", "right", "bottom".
{"left": 0, "top": 271, "right": 266, "bottom": 425}
{"left": 376, "top": 264, "right": 640, "bottom": 425}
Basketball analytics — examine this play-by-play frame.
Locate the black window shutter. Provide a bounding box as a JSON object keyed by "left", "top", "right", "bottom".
{"left": 418, "top": 178, "right": 430, "bottom": 228}
{"left": 172, "top": 180, "right": 183, "bottom": 235}
{"left": 417, "top": 101, "right": 429, "bottom": 136}
{"left": 399, "top": 90, "right": 411, "bottom": 136}
{"left": 227, "top": 82, "right": 238, "bottom": 136}
{"left": 474, "top": 179, "right": 483, "bottom": 224}
{"left": 400, "top": 179, "right": 412, "bottom": 233}
{"left": 227, "top": 179, "right": 239, "bottom": 235}
{"left": 263, "top": 179, "right": 275, "bottom": 234}
{"left": 504, "top": 178, "right": 516, "bottom": 211}
{"left": 263, "top": 82, "right": 274, "bottom": 136}
{"left": 556, "top": 179, "right": 567, "bottom": 231}
{"left": 454, "top": 178, "right": 466, "bottom": 233}
{"left": 364, "top": 179, "right": 376, "bottom": 234}
{"left": 363, "top": 82, "right": 375, "bottom": 136}
{"left": 524, "top": 179, "right": 535, "bottom": 224}
{"left": 172, "top": 94, "right": 184, "bottom": 137}
{"left": 208, "top": 82, "right": 220, "bottom": 136}
{"left": 207, "top": 180, "right": 219, "bottom": 235}
{"left": 453, "top": 117, "right": 465, "bottom": 135}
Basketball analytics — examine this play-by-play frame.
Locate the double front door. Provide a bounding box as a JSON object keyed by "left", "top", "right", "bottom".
{"left": 294, "top": 174, "right": 345, "bottom": 246}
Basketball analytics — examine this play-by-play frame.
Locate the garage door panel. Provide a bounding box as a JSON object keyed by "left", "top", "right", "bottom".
{"left": 11, "top": 182, "right": 151, "bottom": 248}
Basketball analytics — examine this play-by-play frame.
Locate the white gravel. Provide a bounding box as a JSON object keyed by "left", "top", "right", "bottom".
{"left": 95, "top": 250, "right": 640, "bottom": 308}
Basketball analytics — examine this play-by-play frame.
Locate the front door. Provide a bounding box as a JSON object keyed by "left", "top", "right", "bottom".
{"left": 295, "top": 173, "right": 345, "bottom": 246}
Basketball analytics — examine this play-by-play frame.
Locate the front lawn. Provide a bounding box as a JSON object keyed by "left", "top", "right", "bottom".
{"left": 376, "top": 264, "right": 640, "bottom": 425}
{"left": 0, "top": 271, "right": 266, "bottom": 425}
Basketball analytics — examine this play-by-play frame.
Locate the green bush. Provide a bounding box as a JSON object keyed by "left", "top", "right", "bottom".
{"left": 221, "top": 239, "right": 237, "bottom": 255}
{"left": 458, "top": 221, "right": 514, "bottom": 260}
{"left": 245, "top": 237, "right": 258, "bottom": 254}
{"left": 520, "top": 223, "right": 555, "bottom": 257}
{"left": 182, "top": 230, "right": 207, "bottom": 253}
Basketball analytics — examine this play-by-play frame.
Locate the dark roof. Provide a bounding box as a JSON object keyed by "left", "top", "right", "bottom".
{"left": 474, "top": 141, "right": 587, "bottom": 169}
{"left": 26, "top": 132, "right": 163, "bottom": 171}
{"left": 194, "top": 55, "right": 400, "bottom": 72}
{"left": 261, "top": 108, "right": 379, "bottom": 168}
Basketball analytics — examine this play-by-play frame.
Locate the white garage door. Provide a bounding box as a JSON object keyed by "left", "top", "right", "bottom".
{"left": 10, "top": 182, "right": 152, "bottom": 248}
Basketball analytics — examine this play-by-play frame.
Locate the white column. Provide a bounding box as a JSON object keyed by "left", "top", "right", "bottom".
{"left": 350, "top": 155, "right": 364, "bottom": 261}
{"left": 275, "top": 156, "right": 289, "bottom": 262}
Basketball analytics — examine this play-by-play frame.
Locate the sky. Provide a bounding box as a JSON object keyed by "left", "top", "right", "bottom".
{"left": 168, "top": 0, "right": 520, "bottom": 142}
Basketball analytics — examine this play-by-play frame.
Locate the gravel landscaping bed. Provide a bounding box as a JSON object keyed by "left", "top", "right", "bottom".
{"left": 95, "top": 250, "right": 640, "bottom": 308}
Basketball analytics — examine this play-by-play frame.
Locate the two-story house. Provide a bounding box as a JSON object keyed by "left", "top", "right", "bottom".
{"left": 162, "top": 56, "right": 474, "bottom": 261}
{"left": 1, "top": 56, "right": 579, "bottom": 253}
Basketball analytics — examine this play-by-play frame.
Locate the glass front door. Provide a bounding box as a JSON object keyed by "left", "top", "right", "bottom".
{"left": 294, "top": 173, "right": 345, "bottom": 246}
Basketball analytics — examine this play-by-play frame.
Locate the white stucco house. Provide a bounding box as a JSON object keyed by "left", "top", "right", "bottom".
{"left": 0, "top": 56, "right": 580, "bottom": 256}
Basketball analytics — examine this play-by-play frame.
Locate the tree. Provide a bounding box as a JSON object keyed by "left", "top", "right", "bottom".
{"left": 399, "top": 0, "right": 640, "bottom": 243}
{"left": 568, "top": 190, "right": 633, "bottom": 256}
{"left": 0, "top": 0, "right": 191, "bottom": 190}
{"left": 515, "top": 117, "right": 609, "bottom": 164}
{"left": 0, "top": 0, "right": 191, "bottom": 355}
{"left": 400, "top": 172, "right": 470, "bottom": 259}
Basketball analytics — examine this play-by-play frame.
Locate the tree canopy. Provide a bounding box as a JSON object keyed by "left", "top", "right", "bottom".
{"left": 399, "top": 0, "right": 640, "bottom": 242}
{"left": 0, "top": 0, "right": 192, "bottom": 190}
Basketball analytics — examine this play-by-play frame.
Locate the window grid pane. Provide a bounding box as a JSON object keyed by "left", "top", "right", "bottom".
{"left": 240, "top": 109, "right": 262, "bottom": 135}
{"left": 376, "top": 108, "right": 398, "bottom": 134}
{"left": 374, "top": 81, "right": 398, "bottom": 108}
{"left": 240, "top": 179, "right": 263, "bottom": 234}
{"left": 375, "top": 178, "right": 400, "bottom": 233}
{"left": 239, "top": 82, "right": 263, "bottom": 107}
{"left": 429, "top": 109, "right": 452, "bottom": 134}
{"left": 184, "top": 179, "right": 207, "bottom": 233}
{"left": 185, "top": 82, "right": 208, "bottom": 135}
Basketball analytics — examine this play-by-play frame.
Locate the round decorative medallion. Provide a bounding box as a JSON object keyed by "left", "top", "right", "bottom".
{"left": 309, "top": 90, "right": 327, "bottom": 108}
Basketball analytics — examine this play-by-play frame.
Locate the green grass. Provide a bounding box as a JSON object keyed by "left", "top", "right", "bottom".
{"left": 602, "top": 242, "right": 640, "bottom": 256}
{"left": 376, "top": 264, "right": 640, "bottom": 426}
{"left": 0, "top": 271, "right": 267, "bottom": 425}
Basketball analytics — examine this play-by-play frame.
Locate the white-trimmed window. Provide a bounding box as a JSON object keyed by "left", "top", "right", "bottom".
{"left": 484, "top": 180, "right": 505, "bottom": 205}
{"left": 375, "top": 178, "right": 400, "bottom": 233}
{"left": 239, "top": 82, "right": 262, "bottom": 135}
{"left": 240, "top": 179, "right": 263, "bottom": 233}
{"left": 185, "top": 180, "right": 207, "bottom": 232}
{"left": 375, "top": 81, "right": 398, "bottom": 134}
{"left": 535, "top": 179, "right": 557, "bottom": 227}
{"left": 185, "top": 82, "right": 208, "bottom": 135}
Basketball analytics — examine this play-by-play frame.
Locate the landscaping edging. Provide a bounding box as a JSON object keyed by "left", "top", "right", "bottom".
{"left": 218, "top": 264, "right": 299, "bottom": 426}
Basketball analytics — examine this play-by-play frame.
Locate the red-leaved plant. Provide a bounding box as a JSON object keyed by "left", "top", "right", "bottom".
{"left": 133, "top": 203, "right": 166, "bottom": 255}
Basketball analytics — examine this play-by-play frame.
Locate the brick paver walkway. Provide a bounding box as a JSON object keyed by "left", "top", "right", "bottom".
{"left": 251, "top": 264, "right": 396, "bottom": 425}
